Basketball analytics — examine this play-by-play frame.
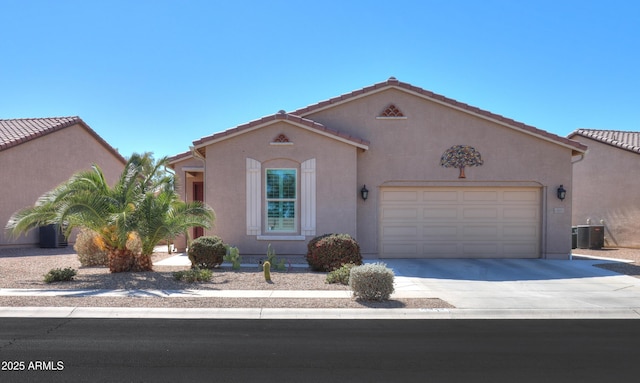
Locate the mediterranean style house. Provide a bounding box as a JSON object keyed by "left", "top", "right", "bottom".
{"left": 0, "top": 117, "right": 126, "bottom": 247}
{"left": 569, "top": 129, "right": 640, "bottom": 248}
{"left": 169, "top": 77, "right": 587, "bottom": 259}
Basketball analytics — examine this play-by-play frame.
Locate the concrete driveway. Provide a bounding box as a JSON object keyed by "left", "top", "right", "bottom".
{"left": 385, "top": 258, "right": 640, "bottom": 311}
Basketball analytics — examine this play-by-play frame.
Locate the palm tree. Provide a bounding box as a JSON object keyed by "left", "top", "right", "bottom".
{"left": 6, "top": 153, "right": 214, "bottom": 273}
{"left": 136, "top": 184, "right": 213, "bottom": 257}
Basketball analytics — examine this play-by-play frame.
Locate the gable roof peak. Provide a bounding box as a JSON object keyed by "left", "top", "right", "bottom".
{"left": 191, "top": 110, "right": 369, "bottom": 154}
{"left": 290, "top": 78, "right": 587, "bottom": 155}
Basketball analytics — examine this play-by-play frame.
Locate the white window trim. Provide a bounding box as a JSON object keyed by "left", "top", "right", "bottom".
{"left": 300, "top": 158, "right": 316, "bottom": 236}
{"left": 246, "top": 158, "right": 262, "bottom": 235}
{"left": 257, "top": 235, "right": 306, "bottom": 241}
{"left": 265, "top": 168, "right": 298, "bottom": 233}
{"left": 246, "top": 158, "right": 316, "bottom": 238}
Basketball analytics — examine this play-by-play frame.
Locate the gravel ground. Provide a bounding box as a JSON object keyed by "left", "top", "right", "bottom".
{"left": 2, "top": 246, "right": 637, "bottom": 309}
{"left": 0, "top": 247, "right": 451, "bottom": 309}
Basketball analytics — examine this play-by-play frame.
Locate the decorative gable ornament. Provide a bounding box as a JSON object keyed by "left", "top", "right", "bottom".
{"left": 379, "top": 104, "right": 404, "bottom": 117}
{"left": 440, "top": 145, "right": 484, "bottom": 178}
{"left": 273, "top": 134, "right": 290, "bottom": 143}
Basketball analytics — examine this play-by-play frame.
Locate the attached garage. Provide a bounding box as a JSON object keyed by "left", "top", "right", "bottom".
{"left": 379, "top": 187, "right": 541, "bottom": 258}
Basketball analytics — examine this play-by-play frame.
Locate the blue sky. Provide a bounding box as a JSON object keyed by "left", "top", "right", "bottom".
{"left": 1, "top": 0, "right": 638, "bottom": 160}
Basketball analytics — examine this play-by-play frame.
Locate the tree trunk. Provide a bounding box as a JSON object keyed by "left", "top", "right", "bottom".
{"left": 108, "top": 249, "right": 153, "bottom": 272}
{"left": 458, "top": 167, "right": 466, "bottom": 178}
{"left": 108, "top": 248, "right": 135, "bottom": 273}
{"left": 132, "top": 253, "right": 153, "bottom": 272}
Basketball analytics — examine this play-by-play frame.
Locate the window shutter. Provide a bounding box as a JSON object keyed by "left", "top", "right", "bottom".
{"left": 246, "top": 158, "right": 261, "bottom": 235}
{"left": 301, "top": 158, "right": 316, "bottom": 236}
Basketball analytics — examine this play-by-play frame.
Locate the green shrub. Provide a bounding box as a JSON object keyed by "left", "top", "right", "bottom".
{"left": 306, "top": 233, "right": 362, "bottom": 272}
{"left": 74, "top": 228, "right": 109, "bottom": 267}
{"left": 44, "top": 267, "right": 77, "bottom": 283}
{"left": 349, "top": 263, "right": 395, "bottom": 301}
{"left": 326, "top": 263, "right": 356, "bottom": 285}
{"left": 172, "top": 268, "right": 213, "bottom": 283}
{"left": 188, "top": 236, "right": 226, "bottom": 269}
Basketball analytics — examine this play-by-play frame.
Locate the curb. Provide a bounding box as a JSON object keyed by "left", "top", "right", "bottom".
{"left": 1, "top": 307, "right": 639, "bottom": 319}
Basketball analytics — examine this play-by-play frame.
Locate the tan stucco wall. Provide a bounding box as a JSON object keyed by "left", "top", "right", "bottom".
{"left": 0, "top": 124, "right": 125, "bottom": 247}
{"left": 571, "top": 137, "right": 640, "bottom": 247}
{"left": 303, "top": 88, "right": 575, "bottom": 259}
{"left": 194, "top": 121, "right": 359, "bottom": 256}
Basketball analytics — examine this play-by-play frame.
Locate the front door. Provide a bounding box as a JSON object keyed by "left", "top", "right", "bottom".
{"left": 193, "top": 182, "right": 204, "bottom": 239}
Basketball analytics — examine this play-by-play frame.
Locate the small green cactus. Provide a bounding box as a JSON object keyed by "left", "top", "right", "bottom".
{"left": 263, "top": 261, "right": 271, "bottom": 282}
{"left": 224, "top": 245, "right": 242, "bottom": 270}
{"left": 266, "top": 244, "right": 287, "bottom": 271}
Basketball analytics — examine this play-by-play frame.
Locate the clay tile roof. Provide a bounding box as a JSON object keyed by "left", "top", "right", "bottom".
{"left": 0, "top": 116, "right": 126, "bottom": 163}
{"left": 192, "top": 112, "right": 370, "bottom": 151}
{"left": 569, "top": 129, "right": 640, "bottom": 154}
{"left": 168, "top": 149, "right": 194, "bottom": 164}
{"left": 291, "top": 77, "right": 587, "bottom": 155}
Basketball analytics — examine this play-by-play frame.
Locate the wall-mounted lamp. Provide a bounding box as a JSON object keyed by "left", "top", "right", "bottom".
{"left": 557, "top": 185, "right": 567, "bottom": 201}
{"left": 360, "top": 185, "right": 369, "bottom": 201}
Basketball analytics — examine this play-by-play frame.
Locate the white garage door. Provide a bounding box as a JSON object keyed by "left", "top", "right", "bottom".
{"left": 379, "top": 187, "right": 541, "bottom": 258}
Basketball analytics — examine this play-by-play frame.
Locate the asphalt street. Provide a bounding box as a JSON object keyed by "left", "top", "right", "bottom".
{"left": 1, "top": 319, "right": 639, "bottom": 382}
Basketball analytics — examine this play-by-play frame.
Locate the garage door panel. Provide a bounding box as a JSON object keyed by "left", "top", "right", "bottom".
{"left": 503, "top": 207, "right": 538, "bottom": 219}
{"left": 382, "top": 225, "right": 418, "bottom": 237}
{"left": 381, "top": 243, "right": 418, "bottom": 256}
{"left": 463, "top": 207, "right": 499, "bottom": 219}
{"left": 463, "top": 190, "right": 499, "bottom": 202}
{"left": 423, "top": 243, "right": 459, "bottom": 255}
{"left": 463, "top": 225, "right": 499, "bottom": 239}
{"left": 503, "top": 225, "right": 538, "bottom": 238}
{"left": 422, "top": 191, "right": 458, "bottom": 202}
{"left": 422, "top": 207, "right": 458, "bottom": 219}
{"left": 380, "top": 187, "right": 540, "bottom": 258}
{"left": 382, "top": 190, "right": 418, "bottom": 202}
{"left": 381, "top": 208, "right": 418, "bottom": 220}
{"left": 503, "top": 190, "right": 538, "bottom": 202}
{"left": 423, "top": 225, "right": 458, "bottom": 239}
{"left": 462, "top": 243, "right": 499, "bottom": 256}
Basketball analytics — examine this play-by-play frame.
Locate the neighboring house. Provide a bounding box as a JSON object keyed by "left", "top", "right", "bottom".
{"left": 0, "top": 117, "right": 126, "bottom": 247}
{"left": 169, "top": 77, "right": 587, "bottom": 259}
{"left": 568, "top": 129, "right": 640, "bottom": 248}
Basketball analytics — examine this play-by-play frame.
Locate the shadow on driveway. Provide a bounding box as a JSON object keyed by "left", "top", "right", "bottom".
{"left": 381, "top": 258, "right": 626, "bottom": 282}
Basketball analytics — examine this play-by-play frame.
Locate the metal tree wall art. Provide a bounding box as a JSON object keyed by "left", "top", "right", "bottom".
{"left": 440, "top": 145, "right": 484, "bottom": 178}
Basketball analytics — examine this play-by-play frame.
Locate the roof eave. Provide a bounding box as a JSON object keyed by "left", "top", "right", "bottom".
{"left": 192, "top": 115, "right": 369, "bottom": 152}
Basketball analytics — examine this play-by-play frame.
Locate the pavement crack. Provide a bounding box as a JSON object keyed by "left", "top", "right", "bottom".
{"left": 44, "top": 318, "right": 73, "bottom": 336}
{"left": 0, "top": 318, "right": 72, "bottom": 352}
{"left": 614, "top": 285, "right": 634, "bottom": 291}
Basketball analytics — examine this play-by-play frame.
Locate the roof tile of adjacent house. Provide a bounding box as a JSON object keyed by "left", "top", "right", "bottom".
{"left": 0, "top": 116, "right": 126, "bottom": 163}
{"left": 291, "top": 77, "right": 588, "bottom": 155}
{"left": 569, "top": 129, "right": 640, "bottom": 154}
